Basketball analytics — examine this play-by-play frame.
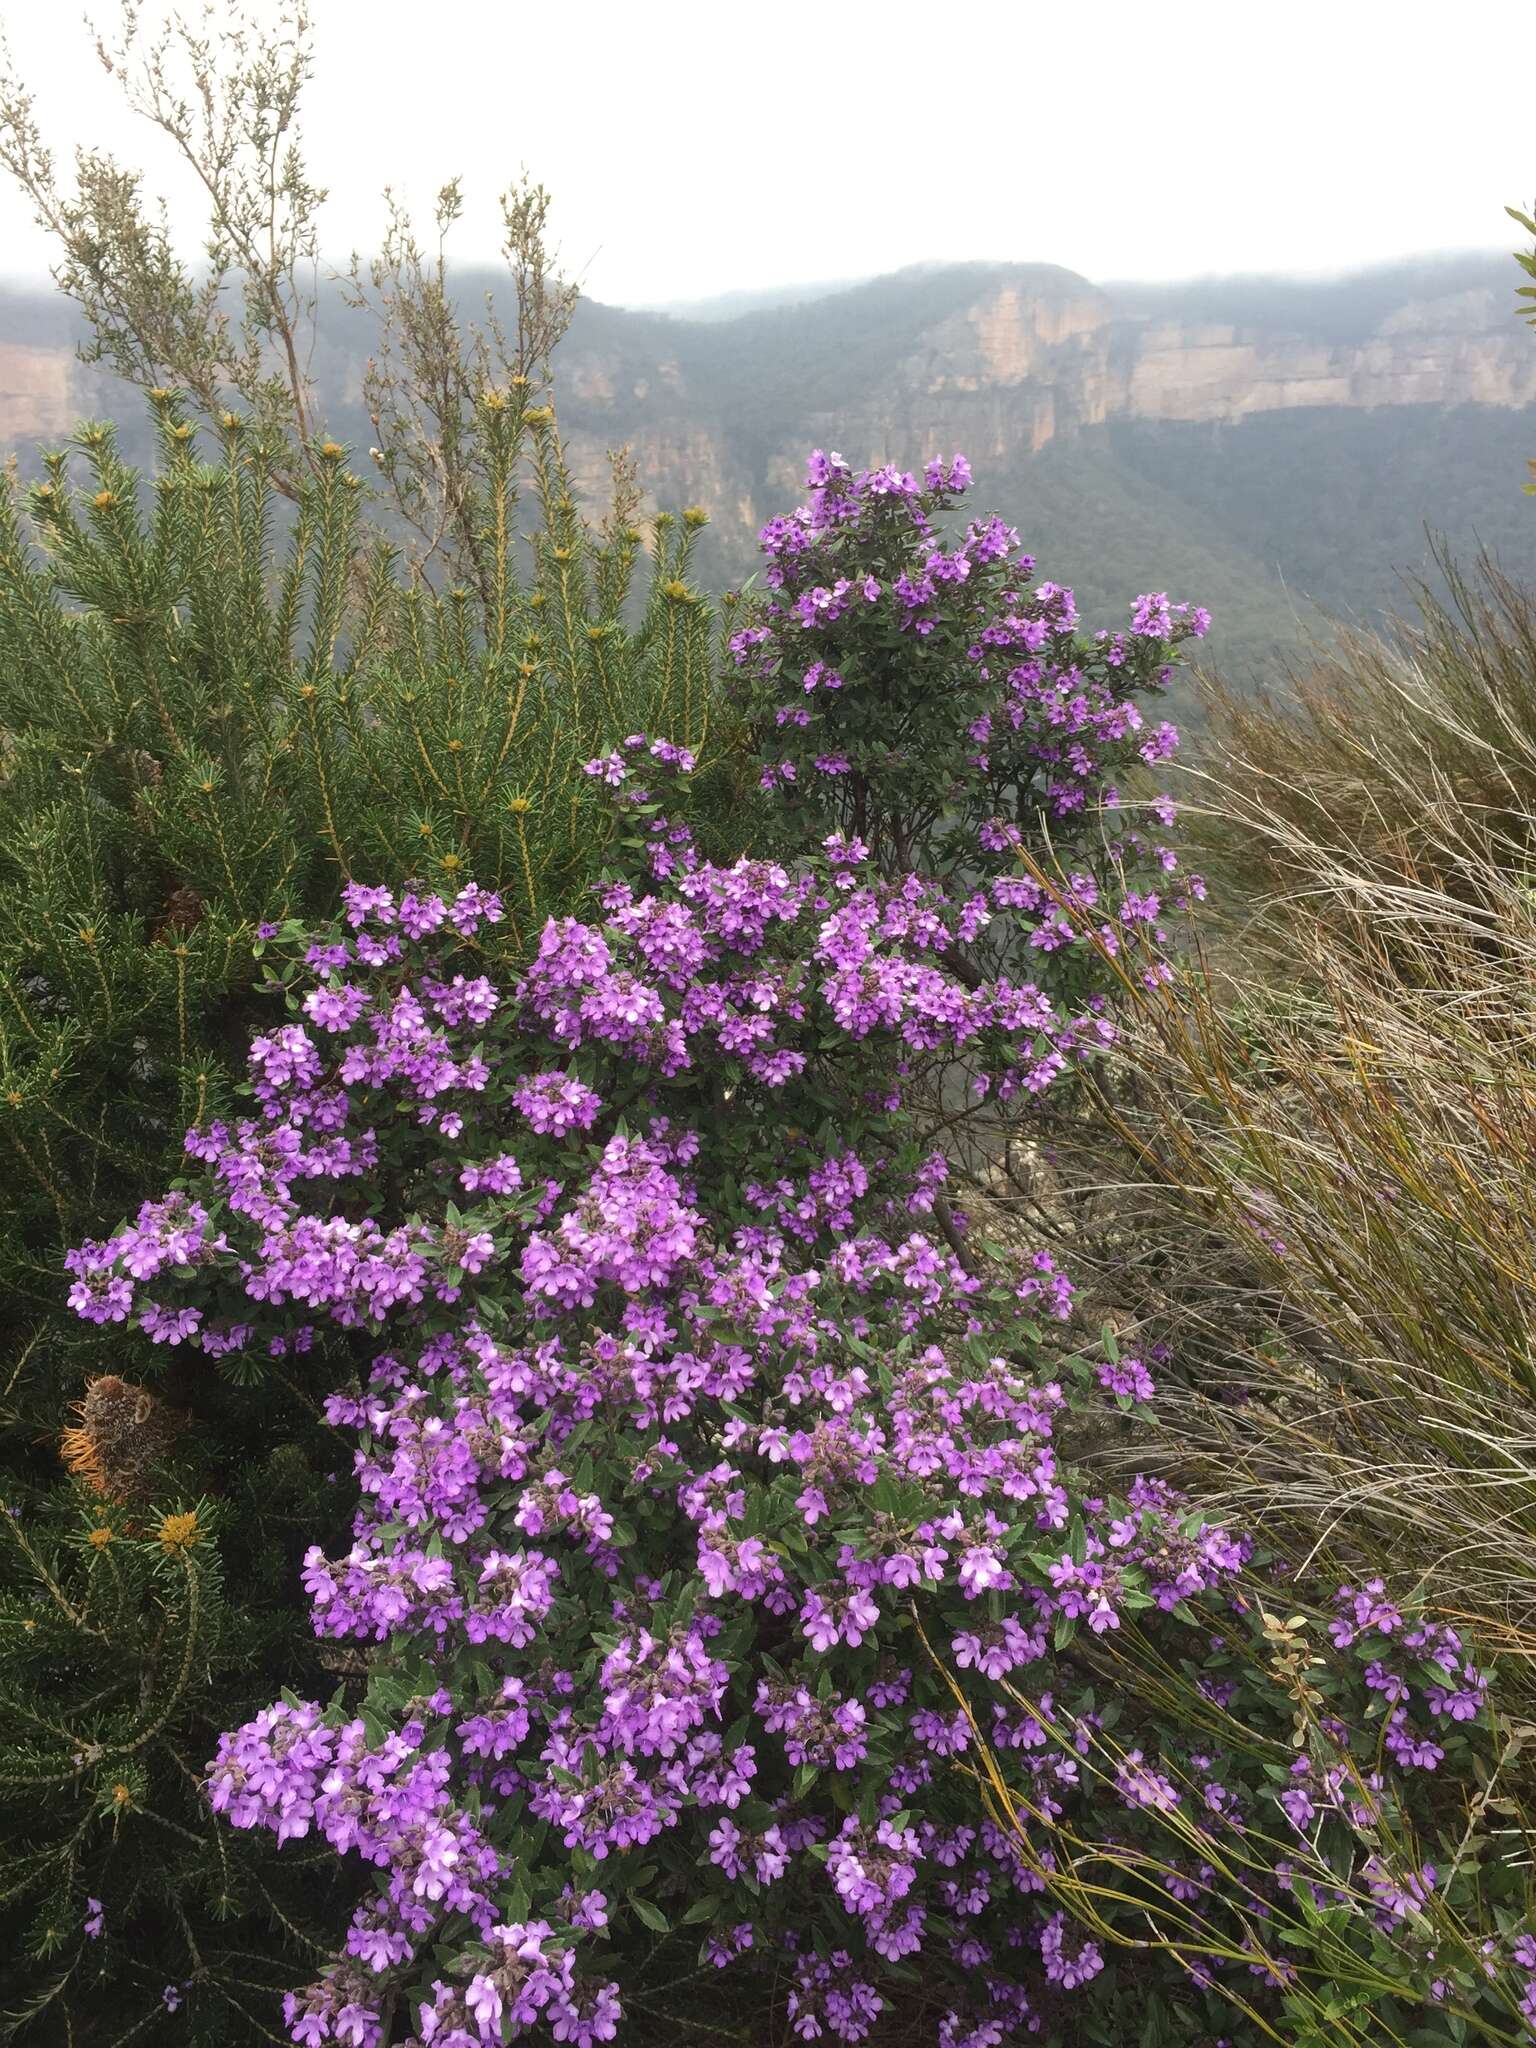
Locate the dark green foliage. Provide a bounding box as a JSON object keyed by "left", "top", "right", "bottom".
{"left": 0, "top": 389, "right": 722, "bottom": 1318}
{"left": 0, "top": 386, "right": 732, "bottom": 2042}
{"left": 1, "top": 1454, "right": 351, "bottom": 2045}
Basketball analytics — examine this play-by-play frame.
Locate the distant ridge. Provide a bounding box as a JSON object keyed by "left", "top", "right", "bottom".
{"left": 638, "top": 277, "right": 866, "bottom": 322}
{"left": 635, "top": 260, "right": 1099, "bottom": 330}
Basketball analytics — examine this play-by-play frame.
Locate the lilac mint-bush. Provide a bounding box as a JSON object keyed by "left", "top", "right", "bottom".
{"left": 68, "top": 838, "right": 1235, "bottom": 2045}
{"left": 61, "top": 458, "right": 1528, "bottom": 2046}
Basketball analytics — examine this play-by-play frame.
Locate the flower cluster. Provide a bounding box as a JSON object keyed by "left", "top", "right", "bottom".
{"left": 69, "top": 855, "right": 1498, "bottom": 2044}
{"left": 730, "top": 450, "right": 1208, "bottom": 999}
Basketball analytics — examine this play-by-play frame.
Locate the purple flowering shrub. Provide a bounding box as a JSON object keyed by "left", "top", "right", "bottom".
{"left": 730, "top": 451, "right": 1206, "bottom": 1011}
{"left": 64, "top": 836, "right": 1526, "bottom": 2045}
{"left": 60, "top": 457, "right": 1532, "bottom": 2044}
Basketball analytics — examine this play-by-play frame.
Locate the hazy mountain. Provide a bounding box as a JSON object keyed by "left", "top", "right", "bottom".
{"left": 1, "top": 251, "right": 1532, "bottom": 684}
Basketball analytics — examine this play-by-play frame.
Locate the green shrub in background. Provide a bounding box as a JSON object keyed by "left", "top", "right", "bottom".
{"left": 0, "top": 386, "right": 724, "bottom": 1305}
{"left": 0, "top": 385, "right": 732, "bottom": 2044}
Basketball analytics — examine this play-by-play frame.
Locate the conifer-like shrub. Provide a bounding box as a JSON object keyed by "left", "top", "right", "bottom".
{"left": 0, "top": 390, "right": 726, "bottom": 2043}
{"left": 0, "top": 392, "right": 719, "bottom": 1321}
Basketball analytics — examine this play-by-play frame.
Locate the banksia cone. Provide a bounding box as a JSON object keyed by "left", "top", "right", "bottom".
{"left": 60, "top": 1376, "right": 180, "bottom": 1505}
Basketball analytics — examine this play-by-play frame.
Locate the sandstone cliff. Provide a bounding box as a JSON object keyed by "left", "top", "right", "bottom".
{"left": 552, "top": 259, "right": 1536, "bottom": 553}
{"left": 0, "top": 340, "right": 81, "bottom": 443}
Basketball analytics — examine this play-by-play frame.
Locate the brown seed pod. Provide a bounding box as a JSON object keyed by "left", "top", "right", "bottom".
{"left": 60, "top": 1375, "right": 180, "bottom": 1505}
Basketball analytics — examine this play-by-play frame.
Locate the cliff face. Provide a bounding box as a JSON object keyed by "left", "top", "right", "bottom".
{"left": 548, "top": 261, "right": 1536, "bottom": 563}
{"left": 923, "top": 278, "right": 1536, "bottom": 424}
{"left": 0, "top": 341, "right": 81, "bottom": 442}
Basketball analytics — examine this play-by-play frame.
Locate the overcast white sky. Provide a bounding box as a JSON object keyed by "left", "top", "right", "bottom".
{"left": 0, "top": 0, "right": 1528, "bottom": 308}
